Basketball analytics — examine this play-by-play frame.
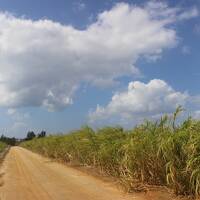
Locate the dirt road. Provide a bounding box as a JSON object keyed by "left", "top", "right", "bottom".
{"left": 0, "top": 147, "right": 148, "bottom": 200}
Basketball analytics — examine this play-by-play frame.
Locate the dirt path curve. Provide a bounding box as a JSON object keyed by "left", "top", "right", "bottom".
{"left": 0, "top": 147, "right": 147, "bottom": 200}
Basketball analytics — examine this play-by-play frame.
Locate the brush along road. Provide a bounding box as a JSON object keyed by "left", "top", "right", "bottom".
{"left": 0, "top": 147, "right": 151, "bottom": 200}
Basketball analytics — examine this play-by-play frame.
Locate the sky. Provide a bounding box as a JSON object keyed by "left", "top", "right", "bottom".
{"left": 0, "top": 0, "right": 199, "bottom": 138}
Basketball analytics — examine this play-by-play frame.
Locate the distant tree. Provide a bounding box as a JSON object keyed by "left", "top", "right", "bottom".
{"left": 38, "top": 131, "right": 46, "bottom": 138}
{"left": 26, "top": 131, "right": 36, "bottom": 140}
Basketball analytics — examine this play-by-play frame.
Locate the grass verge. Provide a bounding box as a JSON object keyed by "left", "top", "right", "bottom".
{"left": 0, "top": 142, "right": 9, "bottom": 165}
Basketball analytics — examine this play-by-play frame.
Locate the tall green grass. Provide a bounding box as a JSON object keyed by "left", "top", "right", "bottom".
{"left": 21, "top": 108, "right": 200, "bottom": 197}
{"left": 0, "top": 141, "right": 7, "bottom": 153}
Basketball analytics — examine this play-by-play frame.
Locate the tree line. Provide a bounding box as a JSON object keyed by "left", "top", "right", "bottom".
{"left": 0, "top": 131, "right": 46, "bottom": 146}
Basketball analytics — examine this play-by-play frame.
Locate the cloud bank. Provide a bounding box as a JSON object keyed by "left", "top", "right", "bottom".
{"left": 0, "top": 2, "right": 197, "bottom": 111}
{"left": 89, "top": 79, "right": 189, "bottom": 125}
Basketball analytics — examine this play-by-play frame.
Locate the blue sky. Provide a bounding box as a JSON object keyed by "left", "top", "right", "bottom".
{"left": 0, "top": 0, "right": 199, "bottom": 137}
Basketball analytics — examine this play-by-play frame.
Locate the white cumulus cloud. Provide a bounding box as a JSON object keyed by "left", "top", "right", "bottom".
{"left": 0, "top": 2, "right": 197, "bottom": 111}
{"left": 89, "top": 79, "right": 189, "bottom": 125}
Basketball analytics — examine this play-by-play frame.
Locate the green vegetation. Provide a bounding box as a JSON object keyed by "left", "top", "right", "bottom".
{"left": 21, "top": 108, "right": 200, "bottom": 197}
{"left": 0, "top": 141, "right": 7, "bottom": 153}
{"left": 0, "top": 135, "right": 16, "bottom": 146}
{"left": 24, "top": 131, "right": 46, "bottom": 141}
